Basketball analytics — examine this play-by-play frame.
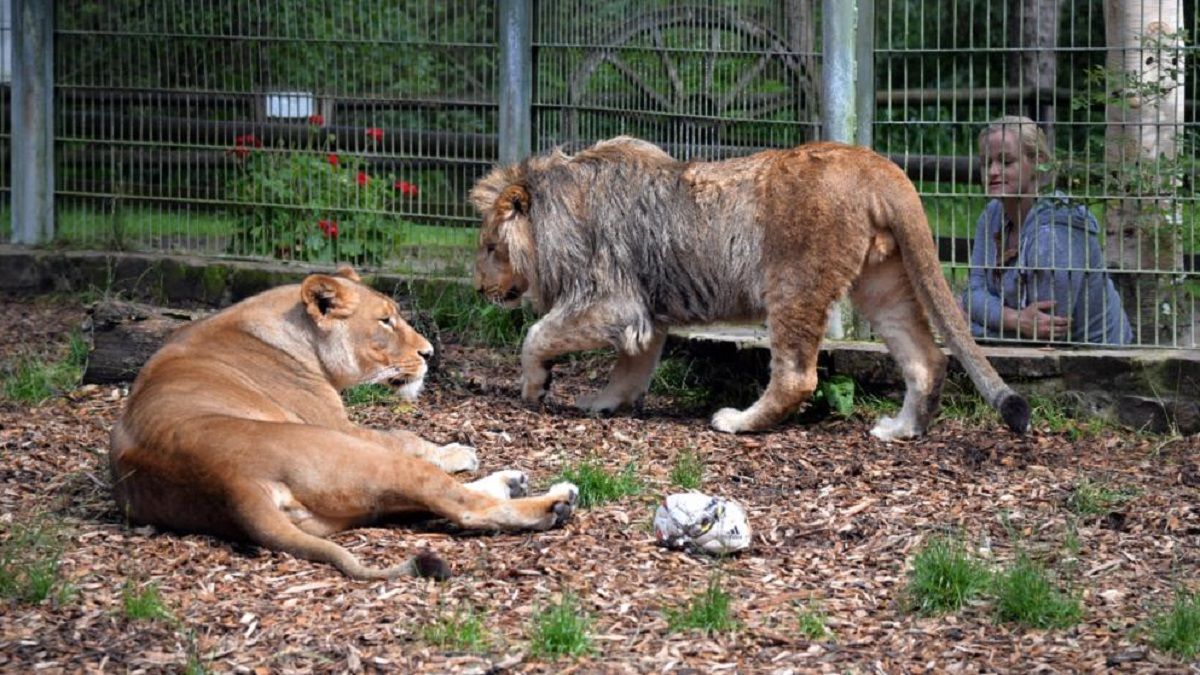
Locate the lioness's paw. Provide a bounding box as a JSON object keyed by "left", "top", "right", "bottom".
{"left": 466, "top": 470, "right": 529, "bottom": 500}
{"left": 436, "top": 443, "right": 478, "bottom": 473}
{"left": 711, "top": 407, "right": 747, "bottom": 434}
{"left": 546, "top": 481, "right": 579, "bottom": 527}
{"left": 576, "top": 391, "right": 624, "bottom": 416}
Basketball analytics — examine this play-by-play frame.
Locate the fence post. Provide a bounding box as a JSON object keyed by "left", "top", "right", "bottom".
{"left": 11, "top": 0, "right": 54, "bottom": 245}
{"left": 498, "top": 0, "right": 532, "bottom": 166}
{"left": 820, "top": 0, "right": 859, "bottom": 340}
{"left": 854, "top": 0, "right": 874, "bottom": 148}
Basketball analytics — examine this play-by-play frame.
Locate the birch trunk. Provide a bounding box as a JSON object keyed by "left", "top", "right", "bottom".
{"left": 1103, "top": 0, "right": 1188, "bottom": 345}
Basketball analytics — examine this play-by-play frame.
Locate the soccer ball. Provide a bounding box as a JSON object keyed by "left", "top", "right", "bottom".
{"left": 653, "top": 492, "right": 751, "bottom": 555}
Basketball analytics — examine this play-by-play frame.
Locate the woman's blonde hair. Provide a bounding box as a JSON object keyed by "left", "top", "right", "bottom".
{"left": 979, "top": 115, "right": 1055, "bottom": 187}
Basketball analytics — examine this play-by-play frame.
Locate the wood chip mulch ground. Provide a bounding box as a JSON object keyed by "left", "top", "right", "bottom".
{"left": 0, "top": 294, "right": 1197, "bottom": 673}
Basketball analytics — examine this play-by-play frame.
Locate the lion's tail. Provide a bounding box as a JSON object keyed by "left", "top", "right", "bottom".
{"left": 241, "top": 497, "right": 451, "bottom": 581}
{"left": 887, "top": 181, "right": 1030, "bottom": 435}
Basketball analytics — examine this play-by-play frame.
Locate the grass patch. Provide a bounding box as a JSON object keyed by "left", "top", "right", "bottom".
{"left": 341, "top": 383, "right": 395, "bottom": 407}
{"left": 650, "top": 357, "right": 714, "bottom": 408}
{"left": 528, "top": 592, "right": 593, "bottom": 660}
{"left": 2, "top": 331, "right": 89, "bottom": 404}
{"left": 794, "top": 601, "right": 832, "bottom": 641}
{"left": 555, "top": 458, "right": 643, "bottom": 509}
{"left": 1065, "top": 477, "right": 1138, "bottom": 518}
{"left": 407, "top": 282, "right": 530, "bottom": 347}
{"left": 1147, "top": 589, "right": 1200, "bottom": 661}
{"left": 0, "top": 516, "right": 73, "bottom": 605}
{"left": 422, "top": 605, "right": 489, "bottom": 653}
{"left": 1028, "top": 394, "right": 1113, "bottom": 439}
{"left": 121, "top": 581, "right": 175, "bottom": 622}
{"left": 904, "top": 535, "right": 992, "bottom": 615}
{"left": 666, "top": 576, "right": 739, "bottom": 634}
{"left": 991, "top": 554, "right": 1082, "bottom": 629}
{"left": 669, "top": 450, "right": 704, "bottom": 490}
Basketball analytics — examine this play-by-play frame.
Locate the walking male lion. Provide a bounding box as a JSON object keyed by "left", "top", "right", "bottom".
{"left": 470, "top": 137, "right": 1029, "bottom": 440}
{"left": 110, "top": 267, "right": 577, "bottom": 579}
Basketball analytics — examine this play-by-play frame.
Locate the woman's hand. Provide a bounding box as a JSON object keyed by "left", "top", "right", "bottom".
{"left": 1011, "top": 300, "right": 1071, "bottom": 340}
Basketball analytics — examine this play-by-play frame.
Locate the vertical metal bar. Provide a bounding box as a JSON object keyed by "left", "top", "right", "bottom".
{"left": 12, "top": 0, "right": 54, "bottom": 245}
{"left": 854, "top": 0, "right": 874, "bottom": 148}
{"left": 499, "top": 0, "right": 532, "bottom": 165}
{"left": 821, "top": 0, "right": 857, "bottom": 145}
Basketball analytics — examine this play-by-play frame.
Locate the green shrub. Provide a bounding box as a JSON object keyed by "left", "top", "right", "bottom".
{"left": 0, "top": 517, "right": 72, "bottom": 605}
{"left": 669, "top": 451, "right": 704, "bottom": 490}
{"left": 422, "top": 605, "right": 489, "bottom": 653}
{"left": 1066, "top": 478, "right": 1138, "bottom": 518}
{"left": 666, "top": 576, "right": 739, "bottom": 634}
{"left": 991, "top": 554, "right": 1082, "bottom": 629}
{"left": 122, "top": 581, "right": 174, "bottom": 622}
{"left": 226, "top": 126, "right": 424, "bottom": 266}
{"left": 3, "top": 331, "right": 88, "bottom": 404}
{"left": 555, "top": 459, "right": 643, "bottom": 509}
{"left": 1147, "top": 589, "right": 1200, "bottom": 661}
{"left": 904, "top": 536, "right": 991, "bottom": 615}
{"left": 528, "top": 593, "right": 593, "bottom": 660}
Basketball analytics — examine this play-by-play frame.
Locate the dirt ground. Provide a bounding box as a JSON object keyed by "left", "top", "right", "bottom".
{"left": 0, "top": 293, "right": 1197, "bottom": 674}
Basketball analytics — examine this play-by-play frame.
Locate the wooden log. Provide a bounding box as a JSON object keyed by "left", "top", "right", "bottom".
{"left": 84, "top": 301, "right": 209, "bottom": 385}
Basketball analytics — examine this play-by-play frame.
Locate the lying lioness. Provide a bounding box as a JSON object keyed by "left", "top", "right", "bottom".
{"left": 109, "top": 267, "right": 578, "bottom": 579}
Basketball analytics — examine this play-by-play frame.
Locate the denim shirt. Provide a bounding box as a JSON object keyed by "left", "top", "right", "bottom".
{"left": 962, "top": 195, "right": 1133, "bottom": 345}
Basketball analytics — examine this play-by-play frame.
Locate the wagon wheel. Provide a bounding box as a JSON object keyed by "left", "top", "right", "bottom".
{"left": 565, "top": 5, "right": 817, "bottom": 156}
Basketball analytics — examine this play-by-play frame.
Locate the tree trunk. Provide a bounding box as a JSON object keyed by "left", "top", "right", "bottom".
{"left": 1011, "top": 0, "right": 1064, "bottom": 144}
{"left": 84, "top": 301, "right": 206, "bottom": 385}
{"left": 1103, "top": 0, "right": 1187, "bottom": 346}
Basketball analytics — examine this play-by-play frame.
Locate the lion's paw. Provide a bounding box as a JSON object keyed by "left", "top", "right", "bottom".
{"left": 576, "top": 391, "right": 627, "bottom": 416}
{"left": 546, "top": 481, "right": 579, "bottom": 527}
{"left": 466, "top": 470, "right": 529, "bottom": 500}
{"left": 436, "top": 443, "right": 479, "bottom": 473}
{"left": 869, "top": 415, "right": 917, "bottom": 442}
{"left": 711, "top": 407, "right": 748, "bottom": 434}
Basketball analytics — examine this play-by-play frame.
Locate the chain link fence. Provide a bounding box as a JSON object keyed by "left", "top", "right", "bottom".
{"left": 2, "top": 0, "right": 1197, "bottom": 347}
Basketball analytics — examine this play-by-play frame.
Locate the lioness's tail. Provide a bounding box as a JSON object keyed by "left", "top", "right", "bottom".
{"left": 241, "top": 498, "right": 451, "bottom": 580}
{"left": 886, "top": 173, "right": 1030, "bottom": 435}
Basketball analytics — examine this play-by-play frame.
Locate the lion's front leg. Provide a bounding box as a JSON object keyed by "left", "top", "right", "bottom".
{"left": 519, "top": 310, "right": 610, "bottom": 405}
{"left": 576, "top": 327, "right": 667, "bottom": 415}
{"left": 349, "top": 427, "right": 478, "bottom": 473}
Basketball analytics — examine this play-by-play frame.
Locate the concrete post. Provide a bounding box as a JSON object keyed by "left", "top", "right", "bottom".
{"left": 498, "top": 0, "right": 532, "bottom": 166}
{"left": 12, "top": 0, "right": 54, "bottom": 245}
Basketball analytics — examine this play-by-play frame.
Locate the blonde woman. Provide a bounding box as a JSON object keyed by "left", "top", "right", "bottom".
{"left": 962, "top": 115, "right": 1132, "bottom": 344}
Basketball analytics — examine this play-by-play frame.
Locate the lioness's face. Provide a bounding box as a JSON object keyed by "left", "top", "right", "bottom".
{"left": 302, "top": 272, "right": 434, "bottom": 399}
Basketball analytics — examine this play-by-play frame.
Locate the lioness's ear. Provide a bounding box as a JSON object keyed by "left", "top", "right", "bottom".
{"left": 300, "top": 274, "right": 360, "bottom": 328}
{"left": 495, "top": 185, "right": 530, "bottom": 221}
{"left": 334, "top": 265, "right": 361, "bottom": 282}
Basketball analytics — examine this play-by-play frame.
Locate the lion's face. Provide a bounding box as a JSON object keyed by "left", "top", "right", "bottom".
{"left": 301, "top": 270, "right": 433, "bottom": 399}
{"left": 474, "top": 185, "right": 534, "bottom": 309}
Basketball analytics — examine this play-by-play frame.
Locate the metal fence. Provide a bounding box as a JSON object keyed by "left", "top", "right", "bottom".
{"left": 2, "top": 0, "right": 1198, "bottom": 348}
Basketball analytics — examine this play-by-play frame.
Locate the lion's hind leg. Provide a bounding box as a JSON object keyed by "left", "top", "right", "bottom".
{"left": 711, "top": 301, "right": 830, "bottom": 434}
{"left": 850, "top": 257, "right": 947, "bottom": 441}
{"left": 577, "top": 326, "right": 667, "bottom": 415}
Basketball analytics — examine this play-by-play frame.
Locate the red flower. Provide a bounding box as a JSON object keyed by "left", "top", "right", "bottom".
{"left": 356, "top": 171, "right": 370, "bottom": 186}
{"left": 318, "top": 219, "right": 338, "bottom": 238}
{"left": 365, "top": 127, "right": 384, "bottom": 143}
{"left": 394, "top": 180, "right": 420, "bottom": 197}
{"left": 234, "top": 134, "right": 262, "bottom": 148}
{"left": 326, "top": 153, "right": 339, "bottom": 167}
{"left": 229, "top": 133, "right": 262, "bottom": 160}
{"left": 308, "top": 114, "right": 325, "bottom": 126}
